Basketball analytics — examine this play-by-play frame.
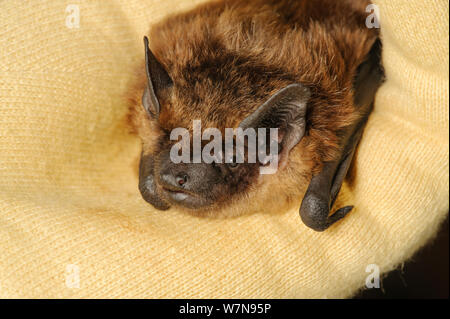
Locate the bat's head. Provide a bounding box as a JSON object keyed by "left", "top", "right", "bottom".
{"left": 134, "top": 37, "right": 312, "bottom": 215}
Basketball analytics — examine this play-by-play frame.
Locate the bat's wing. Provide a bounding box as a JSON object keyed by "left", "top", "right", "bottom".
{"left": 299, "top": 39, "right": 385, "bottom": 231}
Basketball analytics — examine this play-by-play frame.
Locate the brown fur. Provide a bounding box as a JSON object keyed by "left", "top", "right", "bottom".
{"left": 127, "top": 0, "right": 378, "bottom": 217}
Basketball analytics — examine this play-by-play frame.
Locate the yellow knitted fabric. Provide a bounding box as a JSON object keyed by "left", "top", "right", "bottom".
{"left": 0, "top": 0, "right": 448, "bottom": 298}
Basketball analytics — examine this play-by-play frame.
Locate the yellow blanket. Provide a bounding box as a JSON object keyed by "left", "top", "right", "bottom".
{"left": 0, "top": 0, "right": 448, "bottom": 298}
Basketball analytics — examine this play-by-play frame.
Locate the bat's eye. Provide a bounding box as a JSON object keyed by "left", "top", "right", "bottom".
{"left": 228, "top": 162, "right": 239, "bottom": 168}
{"left": 227, "top": 155, "right": 240, "bottom": 169}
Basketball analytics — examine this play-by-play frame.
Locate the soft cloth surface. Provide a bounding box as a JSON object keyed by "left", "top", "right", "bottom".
{"left": 0, "top": 0, "right": 448, "bottom": 298}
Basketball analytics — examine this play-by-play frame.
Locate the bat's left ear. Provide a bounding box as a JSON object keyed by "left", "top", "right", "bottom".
{"left": 239, "top": 83, "right": 311, "bottom": 165}
{"left": 142, "top": 36, "right": 173, "bottom": 118}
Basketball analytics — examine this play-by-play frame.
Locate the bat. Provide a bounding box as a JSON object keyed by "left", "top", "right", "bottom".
{"left": 127, "top": 0, "right": 384, "bottom": 231}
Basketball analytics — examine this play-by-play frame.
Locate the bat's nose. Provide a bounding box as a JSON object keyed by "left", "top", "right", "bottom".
{"left": 160, "top": 171, "right": 189, "bottom": 190}
{"left": 176, "top": 174, "right": 188, "bottom": 186}
{"left": 158, "top": 148, "right": 220, "bottom": 198}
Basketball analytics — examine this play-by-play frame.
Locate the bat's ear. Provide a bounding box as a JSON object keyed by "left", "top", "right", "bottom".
{"left": 142, "top": 36, "right": 173, "bottom": 118}
{"left": 239, "top": 84, "right": 311, "bottom": 164}
{"left": 299, "top": 39, "right": 384, "bottom": 231}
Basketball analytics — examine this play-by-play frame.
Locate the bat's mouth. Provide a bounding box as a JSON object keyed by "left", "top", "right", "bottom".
{"left": 162, "top": 187, "right": 190, "bottom": 201}
{"left": 159, "top": 184, "right": 211, "bottom": 209}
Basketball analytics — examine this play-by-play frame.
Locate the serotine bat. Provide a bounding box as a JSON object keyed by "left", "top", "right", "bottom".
{"left": 128, "top": 0, "right": 384, "bottom": 231}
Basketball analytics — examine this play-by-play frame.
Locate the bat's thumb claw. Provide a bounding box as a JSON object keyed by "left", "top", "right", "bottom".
{"left": 326, "top": 205, "right": 354, "bottom": 227}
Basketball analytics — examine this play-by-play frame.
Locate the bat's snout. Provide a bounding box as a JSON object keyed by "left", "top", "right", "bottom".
{"left": 156, "top": 151, "right": 221, "bottom": 209}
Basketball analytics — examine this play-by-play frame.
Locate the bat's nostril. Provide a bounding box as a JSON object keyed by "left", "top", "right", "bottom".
{"left": 176, "top": 174, "right": 188, "bottom": 186}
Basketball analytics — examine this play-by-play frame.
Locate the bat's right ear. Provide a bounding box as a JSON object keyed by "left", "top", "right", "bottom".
{"left": 142, "top": 36, "right": 173, "bottom": 118}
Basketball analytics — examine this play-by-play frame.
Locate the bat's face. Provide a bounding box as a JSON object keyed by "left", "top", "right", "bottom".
{"left": 139, "top": 138, "right": 261, "bottom": 211}
{"left": 136, "top": 37, "right": 311, "bottom": 214}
